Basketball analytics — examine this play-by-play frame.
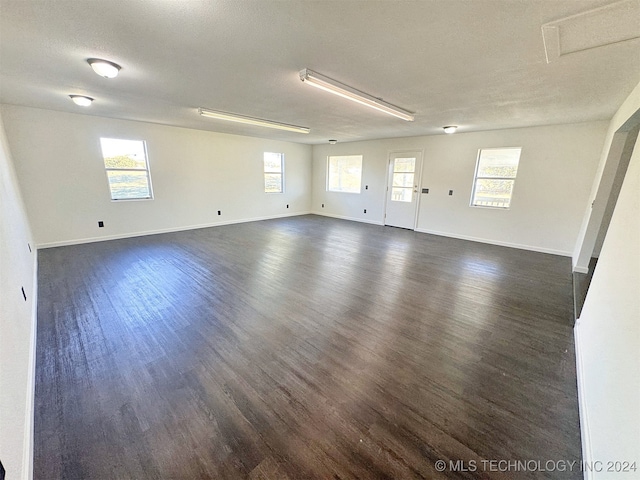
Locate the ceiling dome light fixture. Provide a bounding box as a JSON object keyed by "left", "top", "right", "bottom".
{"left": 443, "top": 125, "right": 458, "bottom": 134}
{"left": 69, "top": 95, "right": 94, "bottom": 107}
{"left": 87, "top": 58, "right": 121, "bottom": 78}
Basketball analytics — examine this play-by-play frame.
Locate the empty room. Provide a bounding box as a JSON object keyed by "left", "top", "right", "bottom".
{"left": 1, "top": 1, "right": 639, "bottom": 479}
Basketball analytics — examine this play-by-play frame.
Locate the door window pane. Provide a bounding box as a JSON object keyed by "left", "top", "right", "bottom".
{"left": 393, "top": 157, "right": 416, "bottom": 172}
{"left": 391, "top": 187, "right": 413, "bottom": 202}
{"left": 391, "top": 156, "right": 416, "bottom": 202}
{"left": 392, "top": 173, "right": 414, "bottom": 187}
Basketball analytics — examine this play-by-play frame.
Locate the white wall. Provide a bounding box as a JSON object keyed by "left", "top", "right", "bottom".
{"left": 0, "top": 111, "right": 37, "bottom": 479}
{"left": 1, "top": 105, "right": 313, "bottom": 247}
{"left": 574, "top": 134, "right": 640, "bottom": 479}
{"left": 2, "top": 100, "right": 633, "bottom": 479}
{"left": 573, "top": 79, "right": 640, "bottom": 479}
{"left": 312, "top": 122, "right": 607, "bottom": 255}
{"left": 573, "top": 80, "right": 640, "bottom": 271}
{"left": 591, "top": 125, "right": 639, "bottom": 259}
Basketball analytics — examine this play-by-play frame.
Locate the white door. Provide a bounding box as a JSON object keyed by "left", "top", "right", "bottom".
{"left": 385, "top": 152, "right": 422, "bottom": 229}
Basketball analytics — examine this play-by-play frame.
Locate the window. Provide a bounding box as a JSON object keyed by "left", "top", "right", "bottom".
{"left": 327, "top": 155, "right": 362, "bottom": 193}
{"left": 390, "top": 156, "right": 416, "bottom": 202}
{"left": 264, "top": 152, "right": 284, "bottom": 193}
{"left": 471, "top": 147, "right": 521, "bottom": 208}
{"left": 100, "top": 138, "right": 153, "bottom": 200}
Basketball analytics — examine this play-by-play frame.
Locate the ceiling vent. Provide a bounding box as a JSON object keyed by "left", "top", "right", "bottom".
{"left": 542, "top": 0, "right": 640, "bottom": 63}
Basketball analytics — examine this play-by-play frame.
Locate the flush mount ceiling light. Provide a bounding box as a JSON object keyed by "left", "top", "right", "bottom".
{"left": 299, "top": 68, "right": 414, "bottom": 122}
{"left": 198, "top": 108, "right": 310, "bottom": 134}
{"left": 87, "top": 58, "right": 121, "bottom": 78}
{"left": 328, "top": 139, "right": 337, "bottom": 144}
{"left": 443, "top": 126, "right": 458, "bottom": 134}
{"left": 69, "top": 95, "right": 94, "bottom": 107}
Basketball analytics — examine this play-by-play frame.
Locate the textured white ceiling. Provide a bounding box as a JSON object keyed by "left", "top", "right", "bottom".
{"left": 1, "top": 0, "right": 639, "bottom": 144}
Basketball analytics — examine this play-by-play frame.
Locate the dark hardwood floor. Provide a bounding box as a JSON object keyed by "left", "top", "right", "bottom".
{"left": 35, "top": 215, "right": 581, "bottom": 479}
{"left": 573, "top": 257, "right": 598, "bottom": 321}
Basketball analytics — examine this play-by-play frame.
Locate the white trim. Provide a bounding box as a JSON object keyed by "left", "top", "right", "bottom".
{"left": 22, "top": 251, "right": 38, "bottom": 479}
{"left": 574, "top": 322, "right": 593, "bottom": 480}
{"left": 326, "top": 154, "right": 364, "bottom": 194}
{"left": 37, "top": 211, "right": 311, "bottom": 249}
{"left": 383, "top": 150, "right": 424, "bottom": 230}
{"left": 263, "top": 151, "right": 284, "bottom": 194}
{"left": 573, "top": 265, "right": 589, "bottom": 274}
{"left": 311, "top": 211, "right": 384, "bottom": 226}
{"left": 470, "top": 147, "right": 522, "bottom": 209}
{"left": 541, "top": 0, "right": 640, "bottom": 64}
{"left": 414, "top": 228, "right": 572, "bottom": 256}
{"left": 101, "top": 138, "right": 154, "bottom": 202}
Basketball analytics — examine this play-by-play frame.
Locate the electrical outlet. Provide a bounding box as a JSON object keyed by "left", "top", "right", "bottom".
{"left": 422, "top": 188, "right": 429, "bottom": 194}
{"left": 28, "top": 243, "right": 31, "bottom": 252}
{"left": 322, "top": 203, "right": 324, "bottom": 208}
{"left": 21, "top": 287, "right": 26, "bottom": 301}
{"left": 449, "top": 190, "right": 453, "bottom": 196}
{"left": 364, "top": 209, "right": 367, "bottom": 214}
{"left": 286, "top": 204, "right": 289, "bottom": 208}
{"left": 365, "top": 185, "right": 368, "bottom": 190}
{"left": 217, "top": 210, "right": 221, "bottom": 215}
{"left": 98, "top": 221, "right": 104, "bottom": 227}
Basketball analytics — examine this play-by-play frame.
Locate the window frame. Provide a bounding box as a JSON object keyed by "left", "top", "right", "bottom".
{"left": 470, "top": 147, "right": 522, "bottom": 210}
{"left": 100, "top": 138, "right": 154, "bottom": 202}
{"left": 263, "top": 152, "right": 284, "bottom": 194}
{"left": 326, "top": 154, "right": 363, "bottom": 194}
{"left": 389, "top": 156, "right": 417, "bottom": 203}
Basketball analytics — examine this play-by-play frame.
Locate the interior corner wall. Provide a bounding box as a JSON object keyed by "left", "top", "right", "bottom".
{"left": 591, "top": 125, "right": 639, "bottom": 258}
{"left": 0, "top": 111, "right": 37, "bottom": 479}
{"left": 573, "top": 80, "right": 640, "bottom": 271}
{"left": 312, "top": 121, "right": 607, "bottom": 255}
{"left": 0, "top": 105, "right": 313, "bottom": 248}
{"left": 574, "top": 133, "right": 640, "bottom": 479}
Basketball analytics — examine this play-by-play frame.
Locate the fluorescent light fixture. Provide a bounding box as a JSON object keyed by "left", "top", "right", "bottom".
{"left": 443, "top": 125, "right": 458, "bottom": 134}
{"left": 299, "top": 68, "right": 414, "bottom": 122}
{"left": 69, "top": 95, "right": 94, "bottom": 106}
{"left": 88, "top": 58, "right": 121, "bottom": 78}
{"left": 198, "top": 108, "right": 310, "bottom": 134}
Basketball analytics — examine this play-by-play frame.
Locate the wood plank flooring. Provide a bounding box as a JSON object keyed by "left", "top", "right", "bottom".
{"left": 35, "top": 215, "right": 581, "bottom": 479}
{"left": 573, "top": 257, "right": 598, "bottom": 320}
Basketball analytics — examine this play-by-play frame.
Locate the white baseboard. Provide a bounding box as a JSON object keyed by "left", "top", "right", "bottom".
{"left": 309, "top": 215, "right": 571, "bottom": 255}
{"left": 23, "top": 251, "right": 38, "bottom": 480}
{"left": 574, "top": 322, "right": 593, "bottom": 480}
{"left": 414, "top": 228, "right": 572, "bottom": 257}
{"left": 39, "top": 212, "right": 571, "bottom": 258}
{"left": 37, "top": 211, "right": 312, "bottom": 249}
{"left": 310, "top": 211, "right": 384, "bottom": 226}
